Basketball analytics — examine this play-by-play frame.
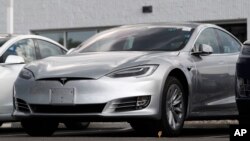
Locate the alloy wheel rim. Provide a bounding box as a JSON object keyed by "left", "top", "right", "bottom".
{"left": 166, "top": 84, "right": 183, "bottom": 129}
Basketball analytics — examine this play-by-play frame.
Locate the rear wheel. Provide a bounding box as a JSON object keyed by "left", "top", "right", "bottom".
{"left": 21, "top": 119, "right": 58, "bottom": 136}
{"left": 130, "top": 76, "right": 186, "bottom": 137}
{"left": 64, "top": 122, "right": 90, "bottom": 130}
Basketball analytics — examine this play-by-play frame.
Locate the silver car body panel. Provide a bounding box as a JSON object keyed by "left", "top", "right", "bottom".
{"left": 27, "top": 51, "right": 179, "bottom": 79}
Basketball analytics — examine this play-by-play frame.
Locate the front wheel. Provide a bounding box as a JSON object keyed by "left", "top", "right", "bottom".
{"left": 21, "top": 119, "right": 58, "bottom": 136}
{"left": 131, "top": 76, "right": 187, "bottom": 137}
{"left": 161, "top": 76, "right": 186, "bottom": 136}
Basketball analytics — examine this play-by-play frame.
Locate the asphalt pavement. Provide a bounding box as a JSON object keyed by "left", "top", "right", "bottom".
{"left": 0, "top": 121, "right": 233, "bottom": 141}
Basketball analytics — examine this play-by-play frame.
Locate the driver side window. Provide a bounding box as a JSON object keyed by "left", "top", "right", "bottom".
{"left": 0, "top": 39, "right": 36, "bottom": 63}
{"left": 195, "top": 28, "right": 221, "bottom": 54}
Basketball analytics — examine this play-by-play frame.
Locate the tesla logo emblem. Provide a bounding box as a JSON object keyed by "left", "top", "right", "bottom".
{"left": 59, "top": 78, "right": 68, "bottom": 85}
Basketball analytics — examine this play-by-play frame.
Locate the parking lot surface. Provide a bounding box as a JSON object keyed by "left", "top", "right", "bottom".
{"left": 0, "top": 121, "right": 233, "bottom": 141}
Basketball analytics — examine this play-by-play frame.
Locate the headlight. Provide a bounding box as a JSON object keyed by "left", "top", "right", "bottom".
{"left": 107, "top": 65, "right": 158, "bottom": 78}
{"left": 19, "top": 69, "right": 34, "bottom": 80}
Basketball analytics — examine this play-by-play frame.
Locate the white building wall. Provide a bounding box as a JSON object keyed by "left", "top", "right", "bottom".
{"left": 0, "top": 0, "right": 250, "bottom": 39}
{"left": 0, "top": 0, "right": 8, "bottom": 33}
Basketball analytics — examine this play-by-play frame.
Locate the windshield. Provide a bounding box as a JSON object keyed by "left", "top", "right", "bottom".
{"left": 76, "top": 26, "right": 194, "bottom": 53}
{"left": 0, "top": 38, "right": 10, "bottom": 47}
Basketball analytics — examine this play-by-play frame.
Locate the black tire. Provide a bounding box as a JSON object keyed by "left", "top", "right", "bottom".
{"left": 64, "top": 122, "right": 90, "bottom": 130}
{"left": 0, "top": 122, "right": 2, "bottom": 127}
{"left": 131, "top": 76, "right": 187, "bottom": 137}
{"left": 21, "top": 119, "right": 58, "bottom": 136}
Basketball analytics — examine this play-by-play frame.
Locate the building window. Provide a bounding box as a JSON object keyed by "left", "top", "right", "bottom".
{"left": 67, "top": 30, "right": 97, "bottom": 49}
{"left": 33, "top": 27, "right": 114, "bottom": 49}
{"left": 37, "top": 32, "right": 64, "bottom": 46}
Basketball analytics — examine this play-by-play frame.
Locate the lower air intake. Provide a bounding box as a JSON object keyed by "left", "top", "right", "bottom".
{"left": 30, "top": 104, "right": 106, "bottom": 114}
{"left": 15, "top": 98, "right": 30, "bottom": 113}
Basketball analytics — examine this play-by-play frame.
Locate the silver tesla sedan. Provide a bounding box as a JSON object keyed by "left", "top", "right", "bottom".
{"left": 14, "top": 23, "right": 241, "bottom": 136}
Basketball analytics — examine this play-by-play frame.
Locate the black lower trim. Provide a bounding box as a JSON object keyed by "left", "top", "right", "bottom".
{"left": 30, "top": 104, "right": 106, "bottom": 114}
{"left": 13, "top": 111, "right": 159, "bottom": 122}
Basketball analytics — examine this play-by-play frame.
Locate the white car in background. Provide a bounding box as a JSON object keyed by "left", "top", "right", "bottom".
{"left": 0, "top": 34, "right": 89, "bottom": 129}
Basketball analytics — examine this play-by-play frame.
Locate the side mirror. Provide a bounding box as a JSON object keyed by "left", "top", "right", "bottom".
{"left": 5, "top": 55, "right": 25, "bottom": 64}
{"left": 192, "top": 44, "right": 213, "bottom": 55}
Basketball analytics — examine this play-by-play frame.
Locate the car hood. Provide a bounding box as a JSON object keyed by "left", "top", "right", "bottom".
{"left": 25, "top": 51, "right": 179, "bottom": 79}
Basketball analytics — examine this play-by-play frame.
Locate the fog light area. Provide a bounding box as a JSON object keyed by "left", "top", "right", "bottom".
{"left": 108, "top": 96, "right": 151, "bottom": 112}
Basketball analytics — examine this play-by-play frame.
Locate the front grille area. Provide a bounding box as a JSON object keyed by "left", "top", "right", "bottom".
{"left": 239, "top": 78, "right": 250, "bottom": 97}
{"left": 30, "top": 104, "right": 106, "bottom": 114}
{"left": 15, "top": 98, "right": 30, "bottom": 113}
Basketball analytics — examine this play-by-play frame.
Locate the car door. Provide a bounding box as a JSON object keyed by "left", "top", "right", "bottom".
{"left": 190, "top": 28, "right": 231, "bottom": 116}
{"left": 214, "top": 29, "right": 241, "bottom": 114}
{"left": 0, "top": 39, "right": 36, "bottom": 118}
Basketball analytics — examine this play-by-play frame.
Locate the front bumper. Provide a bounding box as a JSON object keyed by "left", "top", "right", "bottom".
{"left": 13, "top": 76, "right": 163, "bottom": 121}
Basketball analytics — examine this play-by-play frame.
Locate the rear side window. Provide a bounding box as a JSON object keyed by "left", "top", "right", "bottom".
{"left": 37, "top": 40, "right": 65, "bottom": 59}
{"left": 216, "top": 29, "right": 240, "bottom": 53}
